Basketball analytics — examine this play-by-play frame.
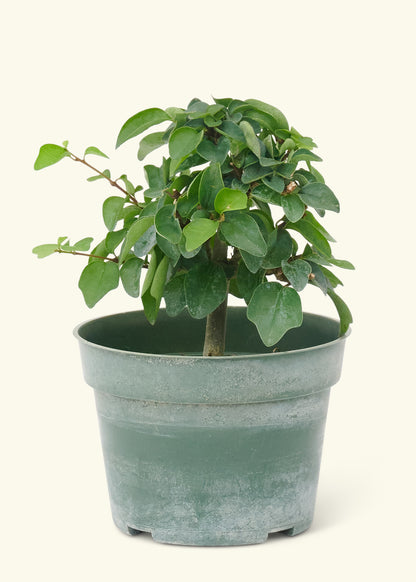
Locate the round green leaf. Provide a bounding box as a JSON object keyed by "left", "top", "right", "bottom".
{"left": 220, "top": 213, "right": 267, "bottom": 257}
{"left": 185, "top": 263, "right": 227, "bottom": 319}
{"left": 78, "top": 261, "right": 119, "bottom": 308}
{"left": 214, "top": 188, "right": 248, "bottom": 214}
{"left": 164, "top": 273, "right": 187, "bottom": 317}
{"left": 32, "top": 244, "right": 57, "bottom": 258}
{"left": 281, "top": 194, "right": 305, "bottom": 222}
{"left": 183, "top": 218, "right": 218, "bottom": 252}
{"left": 298, "top": 182, "right": 340, "bottom": 213}
{"left": 247, "top": 282, "right": 303, "bottom": 346}
{"left": 155, "top": 205, "right": 182, "bottom": 244}
{"left": 168, "top": 127, "right": 203, "bottom": 160}
{"left": 196, "top": 136, "right": 230, "bottom": 164}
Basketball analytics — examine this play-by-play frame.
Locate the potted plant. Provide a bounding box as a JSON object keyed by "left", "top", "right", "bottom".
{"left": 33, "top": 97, "right": 353, "bottom": 546}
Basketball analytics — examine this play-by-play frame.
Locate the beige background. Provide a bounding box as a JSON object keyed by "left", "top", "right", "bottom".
{"left": 2, "top": 1, "right": 415, "bottom": 580}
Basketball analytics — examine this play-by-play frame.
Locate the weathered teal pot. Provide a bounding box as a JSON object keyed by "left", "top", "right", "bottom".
{"left": 74, "top": 307, "right": 349, "bottom": 546}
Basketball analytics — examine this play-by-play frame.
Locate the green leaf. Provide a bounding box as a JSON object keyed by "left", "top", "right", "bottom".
{"left": 134, "top": 225, "right": 157, "bottom": 257}
{"left": 102, "top": 196, "right": 125, "bottom": 231}
{"left": 137, "top": 131, "right": 168, "bottom": 161}
{"left": 328, "top": 290, "right": 353, "bottom": 335}
{"left": 87, "top": 169, "right": 111, "bottom": 182}
{"left": 286, "top": 219, "right": 332, "bottom": 258}
{"left": 236, "top": 261, "right": 264, "bottom": 304}
{"left": 281, "top": 194, "right": 305, "bottom": 222}
{"left": 262, "top": 229, "right": 293, "bottom": 269}
{"left": 168, "top": 127, "right": 203, "bottom": 159}
{"left": 32, "top": 244, "right": 57, "bottom": 258}
{"left": 34, "top": 144, "right": 70, "bottom": 170}
{"left": 308, "top": 262, "right": 328, "bottom": 293}
{"left": 78, "top": 261, "right": 119, "bottom": 308}
{"left": 88, "top": 240, "right": 109, "bottom": 263}
{"left": 120, "top": 257, "right": 143, "bottom": 298}
{"left": 302, "top": 211, "right": 336, "bottom": 242}
{"left": 105, "top": 230, "right": 126, "bottom": 253}
{"left": 72, "top": 237, "right": 94, "bottom": 252}
{"left": 155, "top": 205, "right": 182, "bottom": 244}
{"left": 240, "top": 250, "right": 263, "bottom": 273}
{"left": 116, "top": 108, "right": 170, "bottom": 148}
{"left": 144, "top": 164, "right": 166, "bottom": 197}
{"left": 220, "top": 213, "right": 267, "bottom": 256}
{"left": 119, "top": 216, "right": 154, "bottom": 263}
{"left": 319, "top": 265, "right": 343, "bottom": 288}
{"left": 244, "top": 99, "right": 289, "bottom": 130}
{"left": 199, "top": 163, "right": 224, "bottom": 211}
{"left": 240, "top": 120, "right": 261, "bottom": 158}
{"left": 141, "top": 252, "right": 169, "bottom": 324}
{"left": 185, "top": 263, "right": 227, "bottom": 319}
{"left": 241, "top": 163, "right": 273, "bottom": 184}
{"left": 117, "top": 174, "right": 135, "bottom": 195}
{"left": 251, "top": 183, "right": 282, "bottom": 205}
{"left": 262, "top": 175, "right": 285, "bottom": 193}
{"left": 290, "top": 127, "right": 317, "bottom": 150}
{"left": 247, "top": 282, "right": 303, "bottom": 347}
{"left": 281, "top": 259, "right": 311, "bottom": 291}
{"left": 290, "top": 148, "right": 322, "bottom": 163}
{"left": 183, "top": 218, "right": 218, "bottom": 252}
{"left": 218, "top": 120, "right": 245, "bottom": 142}
{"left": 156, "top": 234, "right": 180, "bottom": 264}
{"left": 164, "top": 273, "right": 187, "bottom": 317}
{"left": 214, "top": 188, "right": 247, "bottom": 214}
{"left": 196, "top": 135, "right": 230, "bottom": 164}
{"left": 84, "top": 146, "right": 109, "bottom": 159}
{"left": 327, "top": 257, "right": 355, "bottom": 270}
{"left": 299, "top": 182, "right": 340, "bottom": 213}
{"left": 274, "top": 162, "right": 297, "bottom": 178}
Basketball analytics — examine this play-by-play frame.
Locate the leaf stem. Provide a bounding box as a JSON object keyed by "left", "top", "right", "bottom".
{"left": 55, "top": 249, "right": 118, "bottom": 262}
{"left": 69, "top": 152, "right": 139, "bottom": 206}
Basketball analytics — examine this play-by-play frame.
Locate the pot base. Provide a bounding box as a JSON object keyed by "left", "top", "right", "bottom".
{"left": 114, "top": 517, "right": 312, "bottom": 546}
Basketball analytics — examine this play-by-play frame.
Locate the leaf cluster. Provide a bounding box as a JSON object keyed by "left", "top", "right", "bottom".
{"left": 33, "top": 97, "right": 353, "bottom": 347}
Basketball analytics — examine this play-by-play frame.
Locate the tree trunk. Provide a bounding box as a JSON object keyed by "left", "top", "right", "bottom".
{"left": 203, "top": 237, "right": 228, "bottom": 357}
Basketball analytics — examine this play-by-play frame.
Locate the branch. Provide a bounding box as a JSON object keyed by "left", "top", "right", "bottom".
{"left": 69, "top": 152, "right": 139, "bottom": 206}
{"left": 55, "top": 249, "right": 118, "bottom": 262}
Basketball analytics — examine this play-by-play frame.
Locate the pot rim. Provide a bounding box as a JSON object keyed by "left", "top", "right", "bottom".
{"left": 73, "top": 308, "right": 351, "bottom": 361}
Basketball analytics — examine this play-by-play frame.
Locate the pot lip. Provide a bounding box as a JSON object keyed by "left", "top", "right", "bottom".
{"left": 73, "top": 308, "right": 351, "bottom": 361}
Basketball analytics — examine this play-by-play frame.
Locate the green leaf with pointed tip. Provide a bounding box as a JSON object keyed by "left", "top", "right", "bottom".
{"left": 72, "top": 237, "right": 94, "bottom": 252}
{"left": 197, "top": 136, "right": 230, "bottom": 163}
{"left": 218, "top": 120, "right": 245, "bottom": 142}
{"left": 245, "top": 99, "right": 289, "bottom": 130}
{"left": 183, "top": 218, "right": 218, "bottom": 252}
{"left": 164, "top": 272, "right": 187, "bottom": 317}
{"left": 102, "top": 196, "right": 125, "bottom": 231}
{"left": 137, "top": 132, "right": 168, "bottom": 161}
{"left": 120, "top": 216, "right": 154, "bottom": 263}
{"left": 84, "top": 146, "right": 109, "bottom": 159}
{"left": 319, "top": 265, "right": 343, "bottom": 288}
{"left": 214, "top": 188, "right": 247, "bottom": 214}
{"left": 141, "top": 252, "right": 169, "bottom": 324}
{"left": 262, "top": 175, "right": 285, "bottom": 193}
{"left": 87, "top": 169, "right": 111, "bottom": 182}
{"left": 168, "top": 127, "right": 203, "bottom": 159}
{"left": 247, "top": 282, "right": 302, "bottom": 346}
{"left": 291, "top": 148, "right": 322, "bottom": 163}
{"left": 32, "top": 244, "right": 57, "bottom": 258}
{"left": 281, "top": 194, "right": 305, "bottom": 222}
{"left": 34, "top": 144, "right": 70, "bottom": 170}
{"left": 236, "top": 261, "right": 264, "bottom": 304}
{"left": 155, "top": 205, "right": 182, "bottom": 244}
{"left": 328, "top": 290, "right": 353, "bottom": 335}
{"left": 299, "top": 182, "right": 340, "bottom": 213}
{"left": 199, "top": 163, "right": 224, "bottom": 211}
{"left": 78, "top": 261, "right": 119, "bottom": 308}
{"left": 117, "top": 174, "right": 135, "bottom": 195}
{"left": 286, "top": 219, "right": 332, "bottom": 258}
{"left": 116, "top": 108, "right": 170, "bottom": 148}
{"left": 185, "top": 263, "right": 227, "bottom": 319}
{"left": 302, "top": 211, "right": 336, "bottom": 242}
{"left": 327, "top": 257, "right": 355, "bottom": 270}
{"left": 240, "top": 120, "right": 261, "bottom": 158}
{"left": 281, "top": 259, "right": 311, "bottom": 291}
{"left": 308, "top": 262, "right": 328, "bottom": 293}
{"left": 220, "top": 213, "right": 267, "bottom": 256}
{"left": 262, "top": 229, "right": 293, "bottom": 269}
{"left": 120, "top": 257, "right": 143, "bottom": 298}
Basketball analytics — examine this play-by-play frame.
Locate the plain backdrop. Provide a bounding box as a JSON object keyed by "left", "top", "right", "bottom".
{"left": 2, "top": 1, "right": 415, "bottom": 580}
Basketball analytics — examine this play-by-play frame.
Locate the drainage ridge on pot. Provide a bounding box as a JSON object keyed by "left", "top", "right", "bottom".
{"left": 74, "top": 307, "right": 349, "bottom": 546}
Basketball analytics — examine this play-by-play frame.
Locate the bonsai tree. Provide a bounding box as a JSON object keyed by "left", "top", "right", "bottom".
{"left": 33, "top": 97, "right": 353, "bottom": 356}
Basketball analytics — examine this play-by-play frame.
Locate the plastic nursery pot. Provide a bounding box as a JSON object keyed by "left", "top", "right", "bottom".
{"left": 74, "top": 307, "right": 349, "bottom": 547}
